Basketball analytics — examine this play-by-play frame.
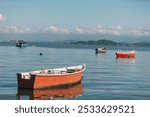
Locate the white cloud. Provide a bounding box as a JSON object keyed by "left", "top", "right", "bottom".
{"left": 116, "top": 25, "right": 122, "bottom": 30}
{"left": 74, "top": 25, "right": 123, "bottom": 36}
{"left": 0, "top": 24, "right": 150, "bottom": 37}
{"left": 127, "top": 28, "right": 150, "bottom": 36}
{"left": 74, "top": 25, "right": 150, "bottom": 36}
{"left": 0, "top": 13, "right": 6, "bottom": 21}
{"left": 43, "top": 26, "right": 70, "bottom": 34}
{"left": 0, "top": 25, "right": 31, "bottom": 33}
{"left": 75, "top": 27, "right": 83, "bottom": 34}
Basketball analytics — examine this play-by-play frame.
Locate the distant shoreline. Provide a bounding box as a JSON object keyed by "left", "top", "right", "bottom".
{"left": 0, "top": 39, "right": 150, "bottom": 49}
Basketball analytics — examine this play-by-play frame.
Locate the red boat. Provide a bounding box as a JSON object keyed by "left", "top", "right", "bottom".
{"left": 16, "top": 83, "right": 83, "bottom": 100}
{"left": 17, "top": 64, "right": 85, "bottom": 89}
{"left": 116, "top": 50, "right": 136, "bottom": 58}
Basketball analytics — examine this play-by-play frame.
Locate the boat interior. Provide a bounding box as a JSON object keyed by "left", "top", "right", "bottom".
{"left": 19, "top": 65, "right": 85, "bottom": 79}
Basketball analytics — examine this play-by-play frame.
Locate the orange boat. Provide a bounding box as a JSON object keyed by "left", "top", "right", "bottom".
{"left": 16, "top": 83, "right": 83, "bottom": 100}
{"left": 17, "top": 64, "right": 85, "bottom": 89}
{"left": 116, "top": 50, "right": 136, "bottom": 58}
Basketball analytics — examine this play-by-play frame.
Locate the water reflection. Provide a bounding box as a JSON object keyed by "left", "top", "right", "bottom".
{"left": 16, "top": 82, "right": 83, "bottom": 100}
{"left": 116, "top": 58, "right": 135, "bottom": 63}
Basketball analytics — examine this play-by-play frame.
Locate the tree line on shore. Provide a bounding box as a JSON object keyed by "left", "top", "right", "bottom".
{"left": 1, "top": 39, "right": 150, "bottom": 47}
{"left": 70, "top": 39, "right": 150, "bottom": 47}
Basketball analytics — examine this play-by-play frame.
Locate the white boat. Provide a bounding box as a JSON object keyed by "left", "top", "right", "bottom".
{"left": 95, "top": 47, "right": 106, "bottom": 53}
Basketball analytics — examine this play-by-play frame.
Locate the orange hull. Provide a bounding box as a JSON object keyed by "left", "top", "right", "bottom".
{"left": 17, "top": 64, "right": 85, "bottom": 89}
{"left": 16, "top": 83, "right": 83, "bottom": 100}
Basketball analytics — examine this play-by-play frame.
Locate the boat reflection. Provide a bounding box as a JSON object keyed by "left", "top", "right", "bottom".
{"left": 16, "top": 82, "right": 83, "bottom": 100}
{"left": 116, "top": 58, "right": 135, "bottom": 63}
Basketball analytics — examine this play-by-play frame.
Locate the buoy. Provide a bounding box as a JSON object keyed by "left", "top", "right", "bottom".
{"left": 40, "top": 53, "right": 42, "bottom": 55}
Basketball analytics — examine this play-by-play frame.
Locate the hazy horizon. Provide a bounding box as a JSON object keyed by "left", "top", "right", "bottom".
{"left": 0, "top": 33, "right": 150, "bottom": 43}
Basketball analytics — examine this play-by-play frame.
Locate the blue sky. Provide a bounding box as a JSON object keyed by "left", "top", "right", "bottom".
{"left": 0, "top": 0, "right": 150, "bottom": 37}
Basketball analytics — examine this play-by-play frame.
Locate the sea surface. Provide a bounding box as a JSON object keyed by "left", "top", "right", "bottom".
{"left": 0, "top": 45, "right": 150, "bottom": 100}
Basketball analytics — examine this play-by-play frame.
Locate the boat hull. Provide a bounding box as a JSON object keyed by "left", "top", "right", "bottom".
{"left": 17, "top": 72, "right": 83, "bottom": 89}
{"left": 116, "top": 51, "right": 135, "bottom": 58}
{"left": 17, "top": 65, "right": 85, "bottom": 89}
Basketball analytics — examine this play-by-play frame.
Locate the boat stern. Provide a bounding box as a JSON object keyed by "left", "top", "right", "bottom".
{"left": 17, "top": 73, "right": 35, "bottom": 89}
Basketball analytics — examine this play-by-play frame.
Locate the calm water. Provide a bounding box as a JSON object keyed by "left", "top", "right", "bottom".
{"left": 0, "top": 45, "right": 150, "bottom": 100}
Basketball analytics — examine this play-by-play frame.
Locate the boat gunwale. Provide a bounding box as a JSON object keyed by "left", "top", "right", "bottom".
{"left": 116, "top": 50, "right": 136, "bottom": 54}
{"left": 17, "top": 64, "right": 86, "bottom": 77}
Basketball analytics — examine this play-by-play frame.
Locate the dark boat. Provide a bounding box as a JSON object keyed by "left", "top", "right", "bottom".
{"left": 16, "top": 40, "right": 27, "bottom": 47}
